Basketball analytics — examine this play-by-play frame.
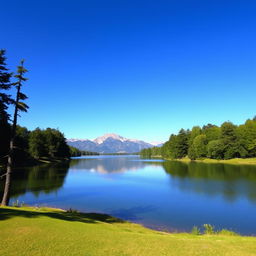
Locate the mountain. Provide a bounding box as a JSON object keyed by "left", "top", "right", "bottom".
{"left": 67, "top": 133, "right": 157, "bottom": 153}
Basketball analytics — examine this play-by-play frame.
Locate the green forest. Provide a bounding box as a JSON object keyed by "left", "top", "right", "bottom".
{"left": 0, "top": 50, "right": 81, "bottom": 168}
{"left": 141, "top": 118, "right": 256, "bottom": 160}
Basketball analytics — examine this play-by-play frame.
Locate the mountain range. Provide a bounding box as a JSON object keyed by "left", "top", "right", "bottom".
{"left": 67, "top": 133, "right": 162, "bottom": 153}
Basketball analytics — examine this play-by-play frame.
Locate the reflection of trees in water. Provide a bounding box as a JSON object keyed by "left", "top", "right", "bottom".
{"left": 0, "top": 163, "right": 69, "bottom": 199}
{"left": 163, "top": 161, "right": 256, "bottom": 203}
{"left": 69, "top": 157, "right": 150, "bottom": 174}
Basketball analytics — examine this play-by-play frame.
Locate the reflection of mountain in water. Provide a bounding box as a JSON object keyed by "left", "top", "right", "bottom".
{"left": 0, "top": 163, "right": 69, "bottom": 199}
{"left": 163, "top": 161, "right": 256, "bottom": 203}
{"left": 69, "top": 157, "right": 151, "bottom": 174}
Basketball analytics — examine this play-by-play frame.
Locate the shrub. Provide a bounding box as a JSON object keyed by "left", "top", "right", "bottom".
{"left": 12, "top": 200, "right": 25, "bottom": 207}
{"left": 191, "top": 226, "right": 200, "bottom": 235}
{"left": 203, "top": 224, "right": 215, "bottom": 234}
{"left": 67, "top": 208, "right": 79, "bottom": 214}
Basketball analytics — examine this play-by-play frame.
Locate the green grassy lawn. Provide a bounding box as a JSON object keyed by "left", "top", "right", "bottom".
{"left": 1, "top": 207, "right": 256, "bottom": 256}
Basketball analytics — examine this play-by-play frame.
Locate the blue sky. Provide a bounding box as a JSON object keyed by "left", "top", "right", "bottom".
{"left": 2, "top": 0, "right": 256, "bottom": 143}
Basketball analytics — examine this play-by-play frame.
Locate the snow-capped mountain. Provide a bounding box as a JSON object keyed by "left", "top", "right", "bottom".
{"left": 94, "top": 133, "right": 127, "bottom": 144}
{"left": 67, "top": 133, "right": 157, "bottom": 153}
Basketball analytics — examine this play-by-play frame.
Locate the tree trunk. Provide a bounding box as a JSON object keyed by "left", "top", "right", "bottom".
{"left": 1, "top": 78, "right": 21, "bottom": 206}
{"left": 1, "top": 140, "right": 14, "bottom": 205}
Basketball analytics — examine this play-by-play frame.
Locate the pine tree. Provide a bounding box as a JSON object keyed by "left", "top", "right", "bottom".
{"left": 1, "top": 60, "right": 29, "bottom": 206}
{"left": 0, "top": 50, "right": 13, "bottom": 159}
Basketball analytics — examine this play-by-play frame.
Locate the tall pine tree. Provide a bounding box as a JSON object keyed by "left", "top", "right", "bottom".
{"left": 0, "top": 50, "right": 12, "bottom": 160}
{"left": 1, "top": 60, "right": 29, "bottom": 206}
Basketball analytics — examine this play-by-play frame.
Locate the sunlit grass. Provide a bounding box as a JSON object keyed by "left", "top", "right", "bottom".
{"left": 171, "top": 157, "right": 256, "bottom": 165}
{"left": 1, "top": 206, "right": 256, "bottom": 256}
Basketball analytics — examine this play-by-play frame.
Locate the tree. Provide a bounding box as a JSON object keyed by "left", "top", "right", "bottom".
{"left": 1, "top": 60, "right": 29, "bottom": 206}
{"left": 13, "top": 126, "right": 30, "bottom": 165}
{"left": 207, "top": 140, "right": 225, "bottom": 159}
{"left": 28, "top": 128, "right": 70, "bottom": 159}
{"left": 237, "top": 119, "right": 256, "bottom": 157}
{"left": 189, "top": 126, "right": 201, "bottom": 146}
{"left": 162, "top": 130, "right": 189, "bottom": 159}
{"left": 175, "top": 129, "right": 189, "bottom": 158}
{"left": 189, "top": 134, "right": 207, "bottom": 159}
{"left": 28, "top": 128, "right": 48, "bottom": 159}
{"left": 44, "top": 128, "right": 70, "bottom": 158}
{"left": 0, "top": 50, "right": 12, "bottom": 160}
{"left": 220, "top": 122, "right": 244, "bottom": 159}
{"left": 202, "top": 124, "right": 221, "bottom": 142}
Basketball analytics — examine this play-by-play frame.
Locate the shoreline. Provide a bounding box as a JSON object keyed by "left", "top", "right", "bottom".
{"left": 1, "top": 207, "right": 256, "bottom": 255}
{"left": 145, "top": 156, "right": 256, "bottom": 165}
{"left": 171, "top": 157, "right": 256, "bottom": 165}
{"left": 2, "top": 205, "right": 250, "bottom": 236}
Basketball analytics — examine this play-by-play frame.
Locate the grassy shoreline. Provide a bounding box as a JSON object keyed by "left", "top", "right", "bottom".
{"left": 1, "top": 206, "right": 256, "bottom": 256}
{"left": 168, "top": 157, "right": 256, "bottom": 165}
{"left": 144, "top": 156, "right": 256, "bottom": 165}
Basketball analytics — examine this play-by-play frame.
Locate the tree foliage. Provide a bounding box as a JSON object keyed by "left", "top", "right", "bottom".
{"left": 140, "top": 117, "right": 256, "bottom": 160}
{"left": 0, "top": 50, "right": 12, "bottom": 159}
{"left": 29, "top": 128, "right": 70, "bottom": 159}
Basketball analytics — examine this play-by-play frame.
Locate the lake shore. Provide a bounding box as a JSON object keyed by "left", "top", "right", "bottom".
{"left": 142, "top": 156, "right": 256, "bottom": 165}
{"left": 1, "top": 206, "right": 256, "bottom": 256}
{"left": 167, "top": 157, "right": 256, "bottom": 165}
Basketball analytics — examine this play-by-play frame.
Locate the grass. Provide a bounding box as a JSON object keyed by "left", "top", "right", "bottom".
{"left": 168, "top": 157, "right": 256, "bottom": 165}
{"left": 1, "top": 207, "right": 256, "bottom": 256}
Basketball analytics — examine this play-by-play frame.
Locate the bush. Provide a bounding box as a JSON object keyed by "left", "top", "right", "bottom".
{"left": 12, "top": 200, "right": 25, "bottom": 207}
{"left": 67, "top": 208, "right": 79, "bottom": 214}
{"left": 203, "top": 224, "right": 215, "bottom": 234}
{"left": 191, "top": 226, "right": 200, "bottom": 235}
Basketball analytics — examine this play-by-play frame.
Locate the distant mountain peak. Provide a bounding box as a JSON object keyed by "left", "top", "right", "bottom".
{"left": 67, "top": 133, "right": 157, "bottom": 153}
{"left": 94, "top": 133, "right": 127, "bottom": 144}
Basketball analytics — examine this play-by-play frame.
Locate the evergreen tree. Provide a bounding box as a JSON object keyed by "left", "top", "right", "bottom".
{"left": 0, "top": 50, "right": 12, "bottom": 160}
{"left": 175, "top": 129, "right": 189, "bottom": 158}
{"left": 1, "top": 60, "right": 29, "bottom": 206}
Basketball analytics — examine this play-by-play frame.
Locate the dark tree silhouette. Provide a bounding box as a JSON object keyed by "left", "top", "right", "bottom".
{"left": 0, "top": 50, "right": 12, "bottom": 160}
{"left": 1, "top": 60, "right": 29, "bottom": 206}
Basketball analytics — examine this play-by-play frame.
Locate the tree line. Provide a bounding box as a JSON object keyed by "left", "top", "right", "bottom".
{"left": 140, "top": 118, "right": 256, "bottom": 160}
{"left": 0, "top": 50, "right": 91, "bottom": 206}
{"left": 69, "top": 146, "right": 99, "bottom": 157}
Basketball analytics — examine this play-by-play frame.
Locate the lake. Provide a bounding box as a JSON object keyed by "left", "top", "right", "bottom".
{"left": 3, "top": 155, "right": 256, "bottom": 235}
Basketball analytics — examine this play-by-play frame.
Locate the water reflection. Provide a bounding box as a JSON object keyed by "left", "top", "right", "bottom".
{"left": 0, "top": 162, "right": 69, "bottom": 199}
{"left": 70, "top": 156, "right": 151, "bottom": 173}
{"left": 1, "top": 156, "right": 256, "bottom": 235}
{"left": 163, "top": 161, "right": 256, "bottom": 203}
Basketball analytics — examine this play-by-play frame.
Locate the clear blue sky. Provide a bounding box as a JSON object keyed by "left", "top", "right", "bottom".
{"left": 2, "top": 0, "right": 256, "bottom": 143}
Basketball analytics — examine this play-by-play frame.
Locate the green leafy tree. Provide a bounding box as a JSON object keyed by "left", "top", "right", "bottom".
{"left": 237, "top": 119, "right": 256, "bottom": 157}
{"left": 44, "top": 128, "right": 70, "bottom": 158}
{"left": 28, "top": 128, "right": 70, "bottom": 159}
{"left": 202, "top": 124, "right": 221, "bottom": 142}
{"left": 220, "top": 122, "right": 246, "bottom": 159}
{"left": 28, "top": 128, "right": 48, "bottom": 159}
{"left": 13, "top": 126, "right": 30, "bottom": 165}
{"left": 189, "top": 126, "right": 201, "bottom": 146}
{"left": 188, "top": 134, "right": 207, "bottom": 159}
{"left": 207, "top": 139, "right": 225, "bottom": 159}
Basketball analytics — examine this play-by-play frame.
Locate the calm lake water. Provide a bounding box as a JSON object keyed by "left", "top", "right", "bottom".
{"left": 3, "top": 155, "right": 256, "bottom": 235}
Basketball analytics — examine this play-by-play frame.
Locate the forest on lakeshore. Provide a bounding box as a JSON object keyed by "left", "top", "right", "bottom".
{"left": 0, "top": 50, "right": 95, "bottom": 205}
{"left": 0, "top": 50, "right": 82, "bottom": 169}
{"left": 141, "top": 117, "right": 256, "bottom": 160}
